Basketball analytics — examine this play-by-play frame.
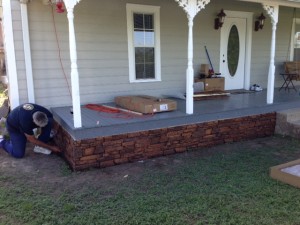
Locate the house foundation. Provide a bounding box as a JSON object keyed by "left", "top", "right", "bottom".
{"left": 54, "top": 112, "right": 276, "bottom": 171}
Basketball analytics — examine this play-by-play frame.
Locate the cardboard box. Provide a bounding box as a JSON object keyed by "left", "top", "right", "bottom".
{"left": 115, "top": 95, "right": 177, "bottom": 114}
{"left": 270, "top": 158, "right": 300, "bottom": 188}
{"left": 200, "top": 64, "right": 210, "bottom": 77}
{"left": 195, "top": 77, "right": 225, "bottom": 91}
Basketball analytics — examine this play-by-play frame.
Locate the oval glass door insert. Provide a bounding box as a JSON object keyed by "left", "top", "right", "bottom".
{"left": 227, "top": 25, "right": 239, "bottom": 77}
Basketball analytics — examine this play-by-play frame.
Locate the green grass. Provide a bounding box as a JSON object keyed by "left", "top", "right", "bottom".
{"left": 1, "top": 136, "right": 300, "bottom": 224}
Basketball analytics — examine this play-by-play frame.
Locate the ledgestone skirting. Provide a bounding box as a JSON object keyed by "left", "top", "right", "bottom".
{"left": 54, "top": 113, "right": 276, "bottom": 171}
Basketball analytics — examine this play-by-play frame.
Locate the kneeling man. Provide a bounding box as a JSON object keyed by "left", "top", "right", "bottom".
{"left": 1, "top": 103, "right": 61, "bottom": 158}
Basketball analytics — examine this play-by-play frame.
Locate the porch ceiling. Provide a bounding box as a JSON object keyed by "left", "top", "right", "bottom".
{"left": 238, "top": 0, "right": 300, "bottom": 7}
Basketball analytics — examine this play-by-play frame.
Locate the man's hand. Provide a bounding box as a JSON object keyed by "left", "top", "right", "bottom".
{"left": 26, "top": 134, "right": 62, "bottom": 153}
{"left": 50, "top": 146, "right": 61, "bottom": 153}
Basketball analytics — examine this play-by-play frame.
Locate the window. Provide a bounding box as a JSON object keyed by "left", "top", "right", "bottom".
{"left": 290, "top": 18, "right": 300, "bottom": 60}
{"left": 227, "top": 25, "right": 239, "bottom": 77}
{"left": 126, "top": 4, "right": 161, "bottom": 83}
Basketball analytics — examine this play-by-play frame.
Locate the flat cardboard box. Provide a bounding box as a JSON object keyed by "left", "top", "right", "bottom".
{"left": 115, "top": 95, "right": 177, "bottom": 114}
{"left": 270, "top": 158, "right": 300, "bottom": 188}
{"left": 195, "top": 77, "right": 225, "bottom": 91}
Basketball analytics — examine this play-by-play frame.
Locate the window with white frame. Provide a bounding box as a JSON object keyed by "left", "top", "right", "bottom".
{"left": 126, "top": 4, "right": 161, "bottom": 83}
{"left": 290, "top": 18, "right": 300, "bottom": 60}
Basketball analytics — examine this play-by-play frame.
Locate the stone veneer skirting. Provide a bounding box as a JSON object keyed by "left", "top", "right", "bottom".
{"left": 54, "top": 113, "right": 276, "bottom": 171}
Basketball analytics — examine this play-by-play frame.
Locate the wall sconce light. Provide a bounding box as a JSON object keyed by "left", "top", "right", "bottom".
{"left": 55, "top": 0, "right": 65, "bottom": 13}
{"left": 214, "top": 9, "right": 226, "bottom": 30}
{"left": 255, "top": 13, "right": 266, "bottom": 31}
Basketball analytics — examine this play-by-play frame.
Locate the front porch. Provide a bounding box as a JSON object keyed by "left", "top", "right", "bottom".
{"left": 52, "top": 87, "right": 300, "bottom": 170}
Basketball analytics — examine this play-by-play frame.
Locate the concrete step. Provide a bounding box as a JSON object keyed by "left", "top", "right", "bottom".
{"left": 275, "top": 108, "right": 300, "bottom": 138}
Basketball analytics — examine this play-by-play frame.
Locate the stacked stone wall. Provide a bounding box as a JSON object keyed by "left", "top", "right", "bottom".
{"left": 54, "top": 113, "right": 276, "bottom": 171}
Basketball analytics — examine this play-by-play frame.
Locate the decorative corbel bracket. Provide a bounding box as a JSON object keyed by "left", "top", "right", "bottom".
{"left": 63, "top": 0, "right": 81, "bottom": 9}
{"left": 175, "top": 0, "right": 210, "bottom": 20}
{"left": 263, "top": 4, "right": 279, "bottom": 25}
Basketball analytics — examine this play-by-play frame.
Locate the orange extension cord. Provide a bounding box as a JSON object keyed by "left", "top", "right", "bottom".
{"left": 85, "top": 104, "right": 120, "bottom": 114}
{"left": 84, "top": 103, "right": 154, "bottom": 120}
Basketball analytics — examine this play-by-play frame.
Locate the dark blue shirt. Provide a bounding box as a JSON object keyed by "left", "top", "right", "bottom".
{"left": 7, "top": 103, "right": 53, "bottom": 135}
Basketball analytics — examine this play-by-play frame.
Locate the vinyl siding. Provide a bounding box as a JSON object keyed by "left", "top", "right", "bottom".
{"left": 10, "top": 0, "right": 300, "bottom": 108}
{"left": 26, "top": 0, "right": 193, "bottom": 107}
{"left": 251, "top": 6, "right": 297, "bottom": 88}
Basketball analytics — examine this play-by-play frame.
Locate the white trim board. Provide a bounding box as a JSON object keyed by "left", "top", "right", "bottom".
{"left": 2, "top": 0, "right": 19, "bottom": 109}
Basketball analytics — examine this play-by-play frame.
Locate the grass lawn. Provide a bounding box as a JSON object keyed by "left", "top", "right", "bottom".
{"left": 0, "top": 135, "right": 300, "bottom": 225}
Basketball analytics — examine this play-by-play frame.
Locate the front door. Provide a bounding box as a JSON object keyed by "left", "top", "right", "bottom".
{"left": 220, "top": 17, "right": 247, "bottom": 90}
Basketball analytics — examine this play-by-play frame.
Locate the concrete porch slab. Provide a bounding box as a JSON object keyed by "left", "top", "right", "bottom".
{"left": 50, "top": 88, "right": 300, "bottom": 170}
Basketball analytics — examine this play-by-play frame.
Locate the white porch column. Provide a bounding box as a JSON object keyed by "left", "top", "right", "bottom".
{"left": 175, "top": 0, "right": 210, "bottom": 114}
{"left": 186, "top": 16, "right": 194, "bottom": 114}
{"left": 2, "top": 0, "right": 20, "bottom": 109}
{"left": 20, "top": 0, "right": 35, "bottom": 103}
{"left": 64, "top": 0, "right": 82, "bottom": 128}
{"left": 263, "top": 4, "right": 279, "bottom": 104}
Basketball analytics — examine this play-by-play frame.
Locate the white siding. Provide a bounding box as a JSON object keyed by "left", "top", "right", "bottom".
{"left": 11, "top": 0, "right": 298, "bottom": 108}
